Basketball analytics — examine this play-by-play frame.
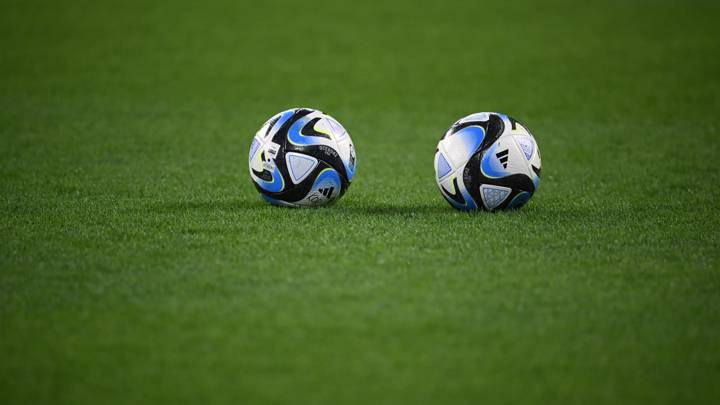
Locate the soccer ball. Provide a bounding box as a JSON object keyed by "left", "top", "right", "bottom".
{"left": 249, "top": 108, "right": 356, "bottom": 207}
{"left": 434, "top": 112, "right": 541, "bottom": 211}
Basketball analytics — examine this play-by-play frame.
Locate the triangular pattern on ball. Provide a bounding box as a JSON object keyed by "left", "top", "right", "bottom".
{"left": 285, "top": 152, "right": 318, "bottom": 184}
{"left": 515, "top": 136, "right": 535, "bottom": 161}
{"left": 327, "top": 117, "right": 348, "bottom": 140}
{"left": 480, "top": 184, "right": 511, "bottom": 210}
{"left": 436, "top": 152, "right": 452, "bottom": 179}
{"left": 249, "top": 138, "right": 261, "bottom": 161}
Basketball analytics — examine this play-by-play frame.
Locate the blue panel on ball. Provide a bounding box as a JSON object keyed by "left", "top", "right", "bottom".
{"left": 445, "top": 197, "right": 466, "bottom": 211}
{"left": 270, "top": 109, "right": 296, "bottom": 136}
{"left": 508, "top": 191, "right": 532, "bottom": 208}
{"left": 436, "top": 153, "right": 452, "bottom": 179}
{"left": 454, "top": 126, "right": 485, "bottom": 157}
{"left": 345, "top": 162, "right": 355, "bottom": 182}
{"left": 311, "top": 168, "right": 341, "bottom": 191}
{"left": 480, "top": 143, "right": 511, "bottom": 179}
{"left": 287, "top": 114, "right": 325, "bottom": 146}
{"left": 441, "top": 178, "right": 478, "bottom": 211}
{"left": 344, "top": 148, "right": 356, "bottom": 182}
{"left": 256, "top": 165, "right": 284, "bottom": 193}
{"left": 460, "top": 188, "right": 478, "bottom": 210}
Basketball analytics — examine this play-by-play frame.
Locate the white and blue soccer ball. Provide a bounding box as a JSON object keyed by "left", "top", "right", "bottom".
{"left": 434, "top": 112, "right": 541, "bottom": 211}
{"left": 249, "top": 108, "right": 356, "bottom": 207}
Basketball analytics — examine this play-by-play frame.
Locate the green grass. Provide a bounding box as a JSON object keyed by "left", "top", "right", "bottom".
{"left": 1, "top": 0, "right": 719, "bottom": 403}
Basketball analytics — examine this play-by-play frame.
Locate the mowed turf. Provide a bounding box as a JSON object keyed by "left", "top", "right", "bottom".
{"left": 1, "top": 0, "right": 719, "bottom": 403}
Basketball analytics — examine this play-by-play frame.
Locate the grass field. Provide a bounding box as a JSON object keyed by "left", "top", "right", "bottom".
{"left": 1, "top": 0, "right": 719, "bottom": 403}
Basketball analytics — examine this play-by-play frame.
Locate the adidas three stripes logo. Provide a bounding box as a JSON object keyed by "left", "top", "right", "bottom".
{"left": 496, "top": 149, "right": 509, "bottom": 168}
{"left": 318, "top": 187, "right": 334, "bottom": 198}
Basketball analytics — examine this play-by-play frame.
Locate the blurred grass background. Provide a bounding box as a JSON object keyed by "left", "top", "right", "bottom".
{"left": 1, "top": 0, "right": 719, "bottom": 404}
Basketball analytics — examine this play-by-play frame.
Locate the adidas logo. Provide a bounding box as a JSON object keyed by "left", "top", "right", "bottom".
{"left": 496, "top": 149, "right": 509, "bottom": 168}
{"left": 318, "top": 187, "right": 334, "bottom": 198}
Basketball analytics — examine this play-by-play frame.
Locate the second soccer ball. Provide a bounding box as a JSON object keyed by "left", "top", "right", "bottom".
{"left": 434, "top": 112, "right": 541, "bottom": 211}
